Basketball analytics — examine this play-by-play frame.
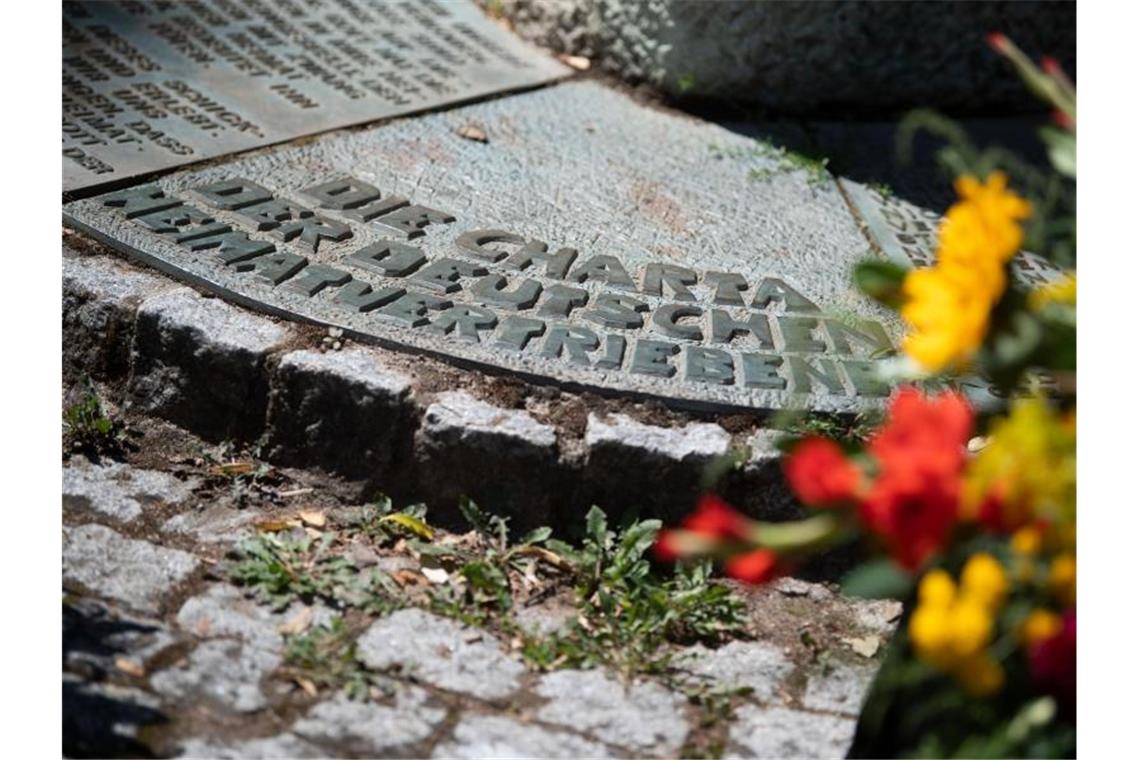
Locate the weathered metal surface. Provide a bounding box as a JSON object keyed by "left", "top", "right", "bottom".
{"left": 63, "top": 0, "right": 567, "bottom": 193}
{"left": 65, "top": 81, "right": 908, "bottom": 414}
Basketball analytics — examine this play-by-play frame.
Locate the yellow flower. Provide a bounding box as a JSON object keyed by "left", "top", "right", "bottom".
{"left": 962, "top": 397, "right": 1077, "bottom": 529}
{"left": 948, "top": 599, "right": 994, "bottom": 658}
{"left": 1010, "top": 525, "right": 1044, "bottom": 555}
{"left": 898, "top": 172, "right": 1032, "bottom": 373}
{"left": 941, "top": 172, "right": 1033, "bottom": 273}
{"left": 909, "top": 604, "right": 955, "bottom": 668}
{"left": 960, "top": 553, "right": 1008, "bottom": 613}
{"left": 918, "top": 569, "right": 957, "bottom": 608}
{"left": 1049, "top": 553, "right": 1076, "bottom": 607}
{"left": 900, "top": 264, "right": 992, "bottom": 370}
{"left": 1021, "top": 608, "right": 1063, "bottom": 647}
{"left": 1029, "top": 272, "right": 1077, "bottom": 311}
{"left": 954, "top": 653, "right": 1006, "bottom": 697}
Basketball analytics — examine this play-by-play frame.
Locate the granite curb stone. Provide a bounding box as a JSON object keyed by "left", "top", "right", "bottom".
{"left": 265, "top": 348, "right": 417, "bottom": 480}
{"left": 128, "top": 287, "right": 290, "bottom": 442}
{"left": 580, "top": 412, "right": 731, "bottom": 521}
{"left": 416, "top": 391, "right": 562, "bottom": 530}
{"left": 63, "top": 250, "right": 175, "bottom": 382}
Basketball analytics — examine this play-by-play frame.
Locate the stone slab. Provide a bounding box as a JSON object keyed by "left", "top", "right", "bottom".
{"left": 63, "top": 0, "right": 567, "bottom": 192}
{"left": 65, "top": 80, "right": 901, "bottom": 415}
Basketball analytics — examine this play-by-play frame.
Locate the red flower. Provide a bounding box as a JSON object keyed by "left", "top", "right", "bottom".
{"left": 1030, "top": 610, "right": 1076, "bottom": 716}
{"left": 652, "top": 531, "right": 683, "bottom": 563}
{"left": 857, "top": 388, "right": 973, "bottom": 569}
{"left": 785, "top": 437, "right": 863, "bottom": 507}
{"left": 724, "top": 549, "right": 779, "bottom": 584}
{"left": 869, "top": 388, "right": 973, "bottom": 480}
{"left": 681, "top": 493, "right": 752, "bottom": 541}
{"left": 860, "top": 467, "right": 959, "bottom": 570}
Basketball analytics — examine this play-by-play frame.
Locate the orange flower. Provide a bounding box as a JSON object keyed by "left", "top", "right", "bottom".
{"left": 724, "top": 549, "right": 780, "bottom": 584}
{"left": 784, "top": 437, "right": 864, "bottom": 507}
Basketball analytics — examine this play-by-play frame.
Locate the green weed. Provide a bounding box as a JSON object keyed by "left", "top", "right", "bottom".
{"left": 282, "top": 617, "right": 390, "bottom": 701}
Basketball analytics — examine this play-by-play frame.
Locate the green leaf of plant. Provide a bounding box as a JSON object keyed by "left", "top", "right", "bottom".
{"left": 841, "top": 559, "right": 913, "bottom": 600}
{"left": 1038, "top": 126, "right": 1075, "bottom": 178}
{"left": 586, "top": 506, "right": 608, "bottom": 548}
{"left": 853, "top": 259, "right": 909, "bottom": 309}
{"left": 518, "top": 526, "right": 553, "bottom": 546}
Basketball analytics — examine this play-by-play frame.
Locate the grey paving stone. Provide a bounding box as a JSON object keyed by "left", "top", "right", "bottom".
{"left": 177, "top": 734, "right": 325, "bottom": 760}
{"left": 64, "top": 597, "right": 178, "bottom": 680}
{"left": 63, "top": 674, "right": 167, "bottom": 758}
{"left": 265, "top": 348, "right": 416, "bottom": 480}
{"left": 727, "top": 705, "right": 856, "bottom": 759}
{"left": 174, "top": 584, "right": 334, "bottom": 650}
{"left": 63, "top": 524, "right": 199, "bottom": 615}
{"left": 580, "top": 413, "right": 731, "bottom": 521}
{"left": 415, "top": 391, "right": 562, "bottom": 530}
{"left": 802, "top": 660, "right": 880, "bottom": 716}
{"left": 162, "top": 505, "right": 258, "bottom": 545}
{"left": 128, "top": 287, "right": 289, "bottom": 442}
{"left": 676, "top": 639, "right": 794, "bottom": 702}
{"left": 433, "top": 714, "right": 616, "bottom": 759}
{"left": 534, "top": 668, "right": 688, "bottom": 755}
{"left": 292, "top": 690, "right": 446, "bottom": 755}
{"left": 63, "top": 250, "right": 173, "bottom": 381}
{"left": 151, "top": 638, "right": 279, "bottom": 713}
{"left": 63, "top": 460, "right": 196, "bottom": 523}
{"left": 356, "top": 608, "right": 526, "bottom": 700}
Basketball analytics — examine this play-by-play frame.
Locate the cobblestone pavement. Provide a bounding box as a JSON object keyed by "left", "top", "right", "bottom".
{"left": 62, "top": 425, "right": 900, "bottom": 758}
{"left": 63, "top": 233, "right": 901, "bottom": 758}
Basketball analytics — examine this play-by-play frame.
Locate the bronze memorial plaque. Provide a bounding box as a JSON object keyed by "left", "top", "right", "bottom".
{"left": 63, "top": 0, "right": 567, "bottom": 193}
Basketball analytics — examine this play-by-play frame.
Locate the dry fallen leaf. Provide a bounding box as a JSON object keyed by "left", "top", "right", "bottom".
{"left": 843, "top": 635, "right": 881, "bottom": 658}
{"left": 114, "top": 657, "right": 146, "bottom": 677}
{"left": 515, "top": 545, "right": 573, "bottom": 571}
{"left": 558, "top": 53, "right": 591, "bottom": 71}
{"left": 279, "top": 606, "right": 314, "bottom": 636}
{"left": 255, "top": 518, "right": 300, "bottom": 533}
{"left": 392, "top": 569, "right": 425, "bottom": 587}
{"left": 298, "top": 510, "right": 326, "bottom": 528}
{"left": 456, "top": 124, "right": 488, "bottom": 143}
{"left": 422, "top": 566, "right": 450, "bottom": 585}
{"left": 304, "top": 527, "right": 323, "bottom": 539}
{"left": 296, "top": 677, "right": 318, "bottom": 697}
{"left": 211, "top": 461, "right": 255, "bottom": 477}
